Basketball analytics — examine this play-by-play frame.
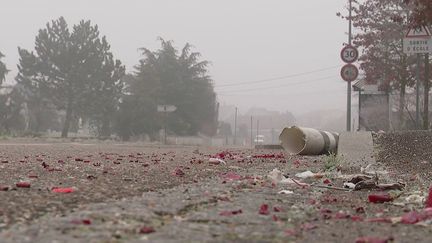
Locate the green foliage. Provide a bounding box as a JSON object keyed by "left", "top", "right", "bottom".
{"left": 0, "top": 52, "right": 8, "bottom": 85}
{"left": 323, "top": 153, "right": 343, "bottom": 172}
{"left": 0, "top": 87, "right": 26, "bottom": 133}
{"left": 116, "top": 38, "right": 218, "bottom": 140}
{"left": 16, "top": 17, "right": 125, "bottom": 137}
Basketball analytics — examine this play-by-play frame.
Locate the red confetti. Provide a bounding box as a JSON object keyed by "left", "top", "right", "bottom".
{"left": 16, "top": 182, "right": 31, "bottom": 188}
{"left": 139, "top": 226, "right": 155, "bottom": 234}
{"left": 259, "top": 204, "right": 270, "bottom": 215}
{"left": 351, "top": 215, "right": 364, "bottom": 222}
{"left": 220, "top": 172, "right": 242, "bottom": 181}
{"left": 71, "top": 219, "right": 92, "bottom": 225}
{"left": 52, "top": 187, "right": 75, "bottom": 193}
{"left": 426, "top": 186, "right": 432, "bottom": 208}
{"left": 0, "top": 185, "right": 9, "bottom": 191}
{"left": 368, "top": 193, "right": 393, "bottom": 203}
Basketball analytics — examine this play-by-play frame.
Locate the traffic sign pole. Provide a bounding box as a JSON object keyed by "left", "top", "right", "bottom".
{"left": 347, "top": 0, "right": 353, "bottom": 132}
{"left": 416, "top": 54, "right": 421, "bottom": 129}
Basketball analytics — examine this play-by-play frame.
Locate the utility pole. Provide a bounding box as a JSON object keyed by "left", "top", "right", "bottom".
{"left": 347, "top": 0, "right": 353, "bottom": 132}
{"left": 250, "top": 116, "right": 253, "bottom": 148}
{"left": 163, "top": 112, "right": 167, "bottom": 145}
{"left": 233, "top": 107, "right": 238, "bottom": 145}
{"left": 424, "top": 53, "right": 430, "bottom": 130}
{"left": 256, "top": 119, "right": 259, "bottom": 144}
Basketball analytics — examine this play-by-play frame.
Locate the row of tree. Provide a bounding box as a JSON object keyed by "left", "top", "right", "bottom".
{"left": 342, "top": 0, "right": 432, "bottom": 129}
{"left": 0, "top": 17, "right": 218, "bottom": 140}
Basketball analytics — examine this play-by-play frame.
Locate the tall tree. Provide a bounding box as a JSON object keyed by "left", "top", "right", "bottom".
{"left": 82, "top": 36, "right": 125, "bottom": 137}
{"left": 16, "top": 17, "right": 125, "bottom": 137}
{"left": 404, "top": 0, "right": 432, "bottom": 25}
{"left": 0, "top": 52, "right": 8, "bottom": 85}
{"left": 118, "top": 38, "right": 218, "bottom": 140}
{"left": 346, "top": 0, "right": 417, "bottom": 128}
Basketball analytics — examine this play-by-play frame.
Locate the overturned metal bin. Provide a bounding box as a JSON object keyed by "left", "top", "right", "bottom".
{"left": 279, "top": 126, "right": 339, "bottom": 155}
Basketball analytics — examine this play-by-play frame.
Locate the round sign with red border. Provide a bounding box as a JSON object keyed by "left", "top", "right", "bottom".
{"left": 340, "top": 45, "right": 359, "bottom": 64}
{"left": 341, "top": 64, "right": 359, "bottom": 82}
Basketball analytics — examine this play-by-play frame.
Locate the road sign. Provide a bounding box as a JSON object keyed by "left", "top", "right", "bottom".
{"left": 157, "top": 105, "right": 177, "bottom": 113}
{"left": 406, "top": 26, "right": 431, "bottom": 38}
{"left": 403, "top": 26, "right": 432, "bottom": 54}
{"left": 340, "top": 45, "right": 359, "bottom": 63}
{"left": 404, "top": 39, "right": 432, "bottom": 54}
{"left": 341, "top": 64, "right": 358, "bottom": 82}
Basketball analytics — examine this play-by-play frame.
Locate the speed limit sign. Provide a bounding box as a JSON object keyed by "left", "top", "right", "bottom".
{"left": 340, "top": 64, "right": 359, "bottom": 82}
{"left": 340, "top": 45, "right": 359, "bottom": 63}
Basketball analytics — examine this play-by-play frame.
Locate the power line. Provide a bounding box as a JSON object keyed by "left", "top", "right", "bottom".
{"left": 218, "top": 86, "right": 346, "bottom": 97}
{"left": 217, "top": 75, "right": 338, "bottom": 94}
{"left": 215, "top": 65, "right": 339, "bottom": 88}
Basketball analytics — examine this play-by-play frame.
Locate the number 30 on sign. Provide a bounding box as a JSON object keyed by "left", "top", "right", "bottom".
{"left": 340, "top": 45, "right": 359, "bottom": 64}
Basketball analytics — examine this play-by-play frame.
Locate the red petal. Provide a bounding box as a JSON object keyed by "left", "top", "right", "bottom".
{"left": 139, "top": 226, "right": 155, "bottom": 234}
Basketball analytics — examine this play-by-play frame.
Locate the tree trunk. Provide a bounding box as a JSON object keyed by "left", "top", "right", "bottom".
{"left": 399, "top": 80, "right": 406, "bottom": 129}
{"left": 100, "top": 118, "right": 111, "bottom": 138}
{"left": 61, "top": 100, "right": 73, "bottom": 138}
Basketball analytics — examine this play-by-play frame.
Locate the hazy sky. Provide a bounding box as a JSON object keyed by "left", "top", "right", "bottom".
{"left": 1, "top": 0, "right": 351, "bottom": 116}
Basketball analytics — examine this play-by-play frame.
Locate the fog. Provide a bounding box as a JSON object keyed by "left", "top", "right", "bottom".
{"left": 1, "top": 0, "right": 349, "bottom": 117}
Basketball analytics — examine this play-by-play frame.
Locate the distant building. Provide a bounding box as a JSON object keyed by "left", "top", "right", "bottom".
{"left": 353, "top": 80, "right": 390, "bottom": 131}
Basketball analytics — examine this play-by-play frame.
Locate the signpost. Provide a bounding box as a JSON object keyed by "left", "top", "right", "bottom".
{"left": 403, "top": 26, "right": 432, "bottom": 54}
{"left": 342, "top": 0, "right": 357, "bottom": 132}
{"left": 340, "top": 32, "right": 359, "bottom": 132}
{"left": 403, "top": 26, "right": 432, "bottom": 129}
{"left": 341, "top": 64, "right": 359, "bottom": 82}
{"left": 157, "top": 105, "right": 177, "bottom": 144}
{"left": 340, "top": 45, "right": 359, "bottom": 64}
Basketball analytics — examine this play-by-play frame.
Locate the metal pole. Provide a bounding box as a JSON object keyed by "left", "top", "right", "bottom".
{"left": 347, "top": 0, "right": 353, "bottom": 132}
{"left": 164, "top": 112, "right": 167, "bottom": 145}
{"left": 416, "top": 53, "right": 421, "bottom": 129}
{"left": 233, "top": 107, "right": 238, "bottom": 145}
{"left": 256, "top": 120, "right": 259, "bottom": 144}
{"left": 358, "top": 90, "right": 361, "bottom": 131}
{"left": 250, "top": 116, "right": 253, "bottom": 147}
{"left": 424, "top": 53, "right": 430, "bottom": 130}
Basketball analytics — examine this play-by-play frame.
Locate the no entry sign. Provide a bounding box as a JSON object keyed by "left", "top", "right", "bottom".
{"left": 341, "top": 64, "right": 358, "bottom": 82}
{"left": 340, "top": 45, "right": 359, "bottom": 63}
